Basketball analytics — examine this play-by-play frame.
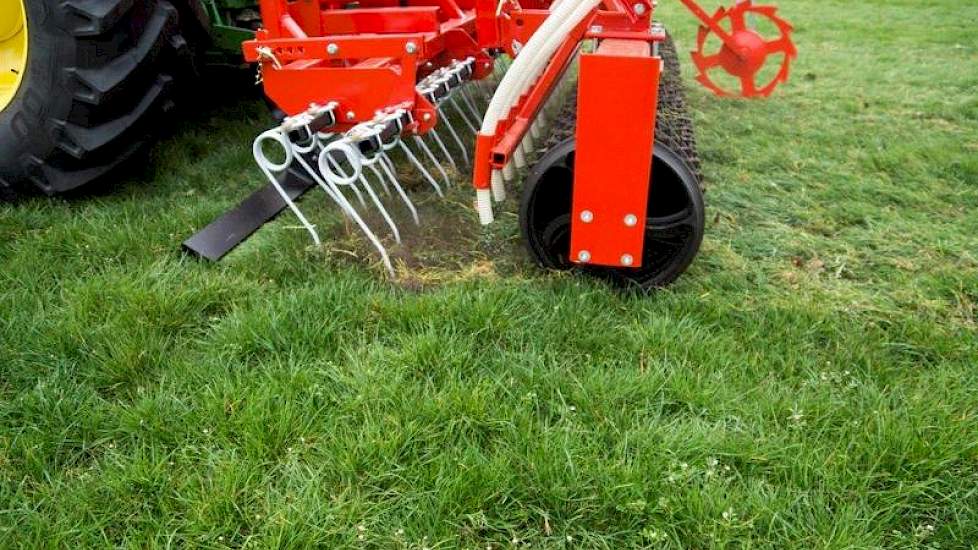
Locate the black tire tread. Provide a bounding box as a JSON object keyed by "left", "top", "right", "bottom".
{"left": 0, "top": 0, "right": 194, "bottom": 196}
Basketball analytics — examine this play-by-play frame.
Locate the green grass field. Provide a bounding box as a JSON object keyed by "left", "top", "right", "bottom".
{"left": 2, "top": 0, "right": 977, "bottom": 547}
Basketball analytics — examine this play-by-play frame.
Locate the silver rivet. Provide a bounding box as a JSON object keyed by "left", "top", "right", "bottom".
{"left": 405, "top": 42, "right": 418, "bottom": 54}
{"left": 578, "top": 250, "right": 592, "bottom": 263}
{"left": 345, "top": 111, "right": 356, "bottom": 120}
{"left": 589, "top": 25, "right": 604, "bottom": 34}
{"left": 633, "top": 3, "right": 647, "bottom": 16}
{"left": 624, "top": 214, "right": 638, "bottom": 227}
{"left": 580, "top": 210, "right": 594, "bottom": 223}
{"left": 327, "top": 43, "right": 339, "bottom": 55}
{"left": 422, "top": 113, "right": 433, "bottom": 122}
{"left": 621, "top": 254, "right": 634, "bottom": 266}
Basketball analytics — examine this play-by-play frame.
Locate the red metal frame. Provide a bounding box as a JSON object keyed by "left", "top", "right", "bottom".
{"left": 245, "top": 0, "right": 794, "bottom": 270}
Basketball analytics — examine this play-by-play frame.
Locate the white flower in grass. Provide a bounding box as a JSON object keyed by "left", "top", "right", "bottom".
{"left": 566, "top": 535, "right": 573, "bottom": 542}
{"left": 788, "top": 406, "right": 805, "bottom": 424}
{"left": 722, "top": 508, "right": 737, "bottom": 522}
{"left": 706, "top": 457, "right": 719, "bottom": 468}
{"left": 395, "top": 528, "right": 404, "bottom": 537}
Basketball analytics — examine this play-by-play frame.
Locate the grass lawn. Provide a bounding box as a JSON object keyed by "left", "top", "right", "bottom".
{"left": 2, "top": 0, "right": 977, "bottom": 547}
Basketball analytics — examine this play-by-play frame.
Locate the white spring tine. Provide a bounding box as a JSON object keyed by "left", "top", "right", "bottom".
{"left": 398, "top": 140, "right": 444, "bottom": 197}
{"left": 326, "top": 154, "right": 367, "bottom": 207}
{"left": 437, "top": 105, "right": 470, "bottom": 167}
{"left": 317, "top": 142, "right": 395, "bottom": 277}
{"left": 357, "top": 170, "right": 400, "bottom": 244}
{"left": 366, "top": 161, "right": 392, "bottom": 196}
{"left": 376, "top": 153, "right": 421, "bottom": 225}
{"left": 449, "top": 95, "right": 479, "bottom": 134}
{"left": 428, "top": 128, "right": 458, "bottom": 172}
{"left": 414, "top": 135, "right": 451, "bottom": 188}
{"left": 314, "top": 136, "right": 369, "bottom": 208}
{"left": 459, "top": 86, "right": 485, "bottom": 126}
{"left": 253, "top": 129, "right": 321, "bottom": 246}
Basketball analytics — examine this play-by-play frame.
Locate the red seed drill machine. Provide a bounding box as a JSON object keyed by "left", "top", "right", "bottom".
{"left": 183, "top": 0, "right": 796, "bottom": 289}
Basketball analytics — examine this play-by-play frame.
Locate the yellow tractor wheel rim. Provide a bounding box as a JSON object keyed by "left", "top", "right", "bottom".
{"left": 0, "top": 0, "right": 29, "bottom": 112}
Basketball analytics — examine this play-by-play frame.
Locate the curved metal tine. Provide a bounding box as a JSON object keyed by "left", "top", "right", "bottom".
{"left": 428, "top": 127, "right": 458, "bottom": 172}
{"left": 311, "top": 148, "right": 396, "bottom": 277}
{"left": 360, "top": 154, "right": 391, "bottom": 197}
{"left": 398, "top": 140, "right": 444, "bottom": 197}
{"left": 449, "top": 95, "right": 479, "bottom": 135}
{"left": 414, "top": 135, "right": 451, "bottom": 188}
{"left": 459, "top": 85, "right": 485, "bottom": 123}
{"left": 375, "top": 153, "right": 420, "bottom": 225}
{"left": 254, "top": 131, "right": 321, "bottom": 246}
{"left": 356, "top": 168, "right": 400, "bottom": 244}
{"left": 316, "top": 132, "right": 367, "bottom": 208}
{"left": 436, "top": 105, "right": 470, "bottom": 167}
{"left": 292, "top": 153, "right": 345, "bottom": 212}
{"left": 325, "top": 154, "right": 366, "bottom": 207}
{"left": 294, "top": 139, "right": 361, "bottom": 228}
{"left": 458, "top": 60, "right": 491, "bottom": 107}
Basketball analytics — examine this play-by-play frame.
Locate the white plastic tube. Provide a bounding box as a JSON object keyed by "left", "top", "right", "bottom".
{"left": 480, "top": 0, "right": 600, "bottom": 136}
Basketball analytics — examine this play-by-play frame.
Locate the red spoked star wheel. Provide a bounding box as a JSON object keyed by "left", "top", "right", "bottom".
{"left": 691, "top": 2, "right": 797, "bottom": 98}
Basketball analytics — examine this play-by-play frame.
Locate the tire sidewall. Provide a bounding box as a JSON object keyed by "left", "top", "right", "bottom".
{"left": 0, "top": 1, "right": 76, "bottom": 191}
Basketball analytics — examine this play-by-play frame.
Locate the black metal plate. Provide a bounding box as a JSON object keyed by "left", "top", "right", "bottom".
{"left": 182, "top": 167, "right": 316, "bottom": 261}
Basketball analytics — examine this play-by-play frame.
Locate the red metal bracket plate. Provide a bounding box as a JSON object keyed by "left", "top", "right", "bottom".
{"left": 570, "top": 39, "right": 660, "bottom": 269}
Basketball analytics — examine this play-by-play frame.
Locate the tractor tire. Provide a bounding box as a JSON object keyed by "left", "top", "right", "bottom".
{"left": 0, "top": 0, "right": 196, "bottom": 197}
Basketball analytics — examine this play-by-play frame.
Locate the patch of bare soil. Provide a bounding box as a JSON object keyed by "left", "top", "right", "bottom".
{"left": 326, "top": 172, "right": 530, "bottom": 290}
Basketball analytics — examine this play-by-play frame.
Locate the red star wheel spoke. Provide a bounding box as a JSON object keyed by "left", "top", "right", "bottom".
{"left": 729, "top": 8, "right": 747, "bottom": 32}
{"left": 693, "top": 51, "right": 723, "bottom": 70}
{"left": 691, "top": 2, "right": 796, "bottom": 98}
{"left": 740, "top": 74, "right": 757, "bottom": 96}
{"left": 764, "top": 35, "right": 797, "bottom": 57}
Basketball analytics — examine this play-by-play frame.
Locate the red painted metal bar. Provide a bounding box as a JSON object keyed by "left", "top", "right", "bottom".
{"left": 489, "top": 22, "right": 589, "bottom": 167}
